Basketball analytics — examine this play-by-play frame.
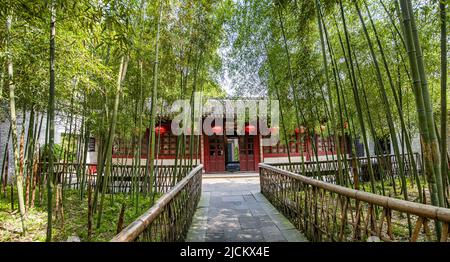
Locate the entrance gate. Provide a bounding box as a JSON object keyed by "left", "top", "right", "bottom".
{"left": 204, "top": 135, "right": 225, "bottom": 172}
{"left": 204, "top": 134, "right": 260, "bottom": 173}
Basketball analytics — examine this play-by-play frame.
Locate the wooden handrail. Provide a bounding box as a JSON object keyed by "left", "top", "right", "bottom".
{"left": 270, "top": 152, "right": 421, "bottom": 166}
{"left": 111, "top": 164, "right": 203, "bottom": 242}
{"left": 259, "top": 163, "right": 450, "bottom": 223}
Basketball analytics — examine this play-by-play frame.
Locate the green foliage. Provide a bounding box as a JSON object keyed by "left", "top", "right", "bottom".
{"left": 222, "top": 0, "right": 444, "bottom": 138}
{"left": 40, "top": 144, "right": 63, "bottom": 162}
{"left": 0, "top": 186, "right": 159, "bottom": 242}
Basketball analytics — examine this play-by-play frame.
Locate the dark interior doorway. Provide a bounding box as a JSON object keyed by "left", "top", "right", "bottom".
{"left": 225, "top": 137, "right": 240, "bottom": 172}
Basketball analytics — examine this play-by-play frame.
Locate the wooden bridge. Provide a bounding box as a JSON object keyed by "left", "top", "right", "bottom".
{"left": 108, "top": 155, "right": 450, "bottom": 242}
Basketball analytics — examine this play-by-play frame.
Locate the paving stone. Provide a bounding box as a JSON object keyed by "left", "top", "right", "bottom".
{"left": 236, "top": 229, "right": 264, "bottom": 242}
{"left": 252, "top": 192, "right": 269, "bottom": 202}
{"left": 268, "top": 213, "right": 296, "bottom": 230}
{"left": 198, "top": 192, "right": 211, "bottom": 208}
{"left": 260, "top": 225, "right": 281, "bottom": 235}
{"left": 186, "top": 177, "right": 308, "bottom": 243}
{"left": 207, "top": 208, "right": 235, "bottom": 216}
{"left": 250, "top": 207, "right": 267, "bottom": 216}
{"left": 230, "top": 209, "right": 252, "bottom": 217}
{"left": 256, "top": 215, "right": 277, "bottom": 227}
{"left": 263, "top": 232, "right": 287, "bottom": 242}
{"left": 205, "top": 233, "right": 226, "bottom": 242}
{"left": 224, "top": 228, "right": 241, "bottom": 241}
{"left": 222, "top": 196, "right": 245, "bottom": 202}
{"left": 206, "top": 226, "right": 225, "bottom": 234}
{"left": 243, "top": 193, "right": 256, "bottom": 199}
{"left": 281, "top": 229, "right": 308, "bottom": 242}
{"left": 207, "top": 219, "right": 240, "bottom": 230}
{"left": 239, "top": 217, "right": 261, "bottom": 229}
{"left": 232, "top": 202, "right": 251, "bottom": 210}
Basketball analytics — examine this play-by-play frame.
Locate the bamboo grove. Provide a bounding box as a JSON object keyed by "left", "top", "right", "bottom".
{"left": 0, "top": 0, "right": 232, "bottom": 241}
{"left": 225, "top": 0, "right": 448, "bottom": 215}
{"left": 0, "top": 0, "right": 448, "bottom": 242}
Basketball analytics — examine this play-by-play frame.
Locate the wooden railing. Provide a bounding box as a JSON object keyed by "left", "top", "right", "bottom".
{"left": 271, "top": 153, "right": 422, "bottom": 184}
{"left": 37, "top": 162, "right": 193, "bottom": 194}
{"left": 111, "top": 164, "right": 203, "bottom": 242}
{"left": 259, "top": 163, "right": 450, "bottom": 242}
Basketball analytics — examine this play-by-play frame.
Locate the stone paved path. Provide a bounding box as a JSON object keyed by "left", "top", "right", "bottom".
{"left": 186, "top": 176, "right": 308, "bottom": 242}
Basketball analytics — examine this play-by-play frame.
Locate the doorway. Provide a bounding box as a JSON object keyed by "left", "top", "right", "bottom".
{"left": 204, "top": 135, "right": 225, "bottom": 173}
{"left": 204, "top": 134, "right": 260, "bottom": 173}
{"left": 238, "top": 135, "right": 259, "bottom": 171}
{"left": 225, "top": 137, "right": 240, "bottom": 172}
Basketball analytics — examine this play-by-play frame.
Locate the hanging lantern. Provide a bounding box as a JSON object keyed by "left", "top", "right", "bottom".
{"left": 295, "top": 126, "right": 305, "bottom": 134}
{"left": 269, "top": 126, "right": 279, "bottom": 133}
{"left": 212, "top": 125, "right": 223, "bottom": 134}
{"left": 154, "top": 125, "right": 167, "bottom": 135}
{"left": 245, "top": 124, "right": 256, "bottom": 134}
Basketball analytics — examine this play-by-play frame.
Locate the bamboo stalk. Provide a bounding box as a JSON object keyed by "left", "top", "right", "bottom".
{"left": 146, "top": 1, "right": 163, "bottom": 200}
{"left": 264, "top": 42, "right": 292, "bottom": 166}
{"left": 338, "top": 0, "right": 377, "bottom": 194}
{"left": 315, "top": 0, "right": 343, "bottom": 186}
{"left": 354, "top": 0, "right": 408, "bottom": 202}
{"left": 398, "top": 0, "right": 441, "bottom": 208}
{"left": 97, "top": 56, "right": 129, "bottom": 228}
{"left": 406, "top": 0, "right": 444, "bottom": 206}
{"left": 364, "top": 0, "right": 422, "bottom": 203}
{"left": 1, "top": 124, "right": 11, "bottom": 197}
{"left": 321, "top": 12, "right": 352, "bottom": 186}
{"left": 439, "top": 0, "right": 448, "bottom": 192}
{"left": 45, "top": 0, "right": 58, "bottom": 241}
{"left": 6, "top": 11, "right": 27, "bottom": 235}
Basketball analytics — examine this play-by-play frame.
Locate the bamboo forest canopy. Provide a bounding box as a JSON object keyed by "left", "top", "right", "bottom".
{"left": 220, "top": 0, "right": 447, "bottom": 135}
{"left": 0, "top": 0, "right": 233, "bottom": 139}
{"left": 0, "top": 0, "right": 447, "bottom": 137}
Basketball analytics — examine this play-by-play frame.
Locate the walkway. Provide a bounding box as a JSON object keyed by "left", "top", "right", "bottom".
{"left": 186, "top": 175, "right": 307, "bottom": 242}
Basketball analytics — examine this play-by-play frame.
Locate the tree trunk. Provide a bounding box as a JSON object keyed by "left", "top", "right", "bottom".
{"left": 398, "top": 0, "right": 443, "bottom": 208}
{"left": 354, "top": 0, "right": 408, "bottom": 200}
{"left": 364, "top": 0, "right": 422, "bottom": 202}
{"left": 6, "top": 12, "right": 27, "bottom": 234}
{"left": 315, "top": 0, "right": 343, "bottom": 185}
{"left": 0, "top": 64, "right": 4, "bottom": 100}
{"left": 407, "top": 0, "right": 444, "bottom": 206}
{"left": 1, "top": 124, "right": 11, "bottom": 196}
{"left": 147, "top": 2, "right": 163, "bottom": 200}
{"left": 439, "top": 0, "right": 448, "bottom": 191}
{"left": 96, "top": 56, "right": 129, "bottom": 228}
{"left": 338, "top": 0, "right": 377, "bottom": 194}
{"left": 46, "top": 0, "right": 57, "bottom": 242}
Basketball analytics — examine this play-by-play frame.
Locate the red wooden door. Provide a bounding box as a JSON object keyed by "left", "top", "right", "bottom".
{"left": 239, "top": 135, "right": 259, "bottom": 171}
{"left": 205, "top": 135, "right": 225, "bottom": 172}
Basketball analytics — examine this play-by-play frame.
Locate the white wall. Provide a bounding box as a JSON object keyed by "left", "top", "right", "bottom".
{"left": 110, "top": 158, "right": 201, "bottom": 165}
{"left": 0, "top": 110, "right": 82, "bottom": 180}
{"left": 365, "top": 131, "right": 422, "bottom": 157}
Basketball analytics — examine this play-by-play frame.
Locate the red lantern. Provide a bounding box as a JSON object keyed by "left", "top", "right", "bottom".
{"left": 269, "top": 126, "right": 279, "bottom": 133}
{"left": 212, "top": 125, "right": 223, "bottom": 134}
{"left": 154, "top": 125, "right": 167, "bottom": 135}
{"left": 245, "top": 124, "right": 256, "bottom": 134}
{"left": 295, "top": 126, "right": 305, "bottom": 134}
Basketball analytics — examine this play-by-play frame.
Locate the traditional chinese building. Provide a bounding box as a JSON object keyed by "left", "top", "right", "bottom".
{"left": 102, "top": 99, "right": 347, "bottom": 173}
